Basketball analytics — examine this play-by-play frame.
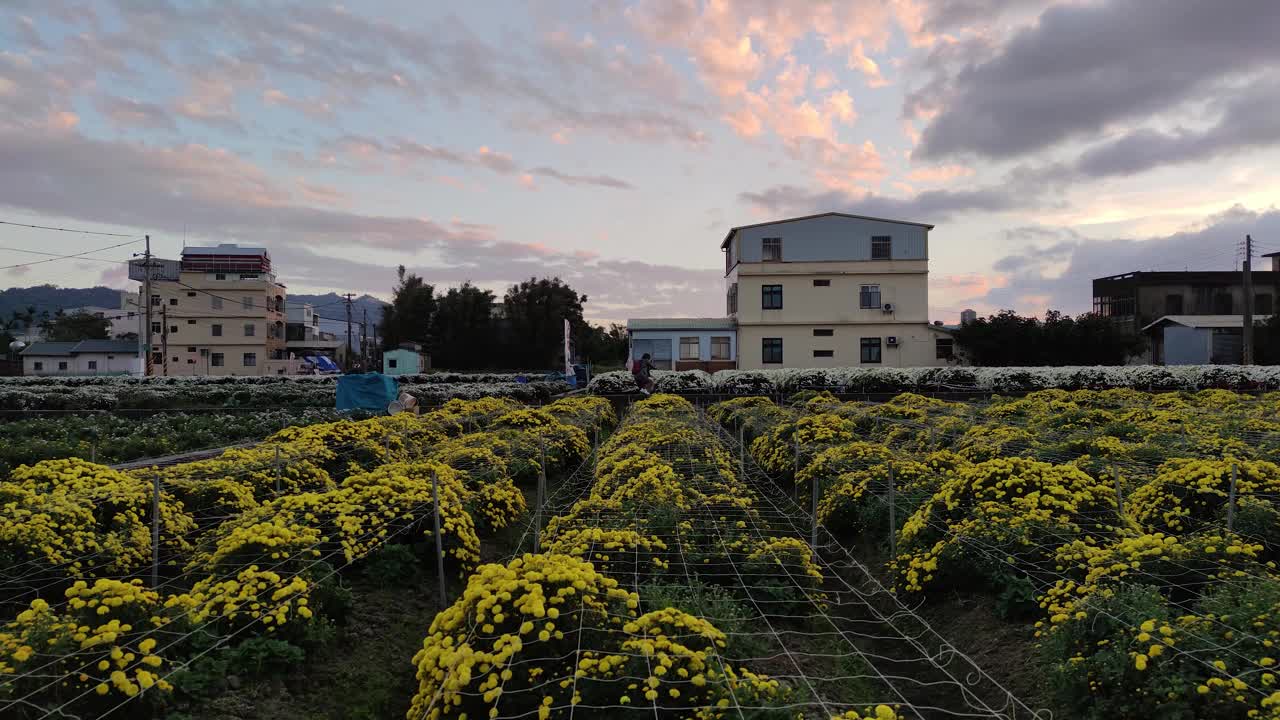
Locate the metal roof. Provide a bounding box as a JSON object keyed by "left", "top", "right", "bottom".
{"left": 1140, "top": 315, "right": 1252, "bottom": 332}
{"left": 627, "top": 317, "right": 737, "bottom": 331}
{"left": 720, "top": 211, "right": 935, "bottom": 249}
{"left": 21, "top": 340, "right": 138, "bottom": 356}
{"left": 181, "top": 243, "right": 270, "bottom": 257}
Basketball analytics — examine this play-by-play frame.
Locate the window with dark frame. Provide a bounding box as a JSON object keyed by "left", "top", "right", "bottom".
{"left": 168, "top": 298, "right": 177, "bottom": 305}
{"left": 710, "top": 336, "right": 731, "bottom": 360}
{"left": 679, "top": 336, "right": 700, "bottom": 361}
{"left": 169, "top": 325, "right": 177, "bottom": 333}
{"left": 242, "top": 352, "right": 257, "bottom": 367}
{"left": 1165, "top": 294, "right": 1184, "bottom": 315}
{"left": 211, "top": 296, "right": 223, "bottom": 310}
{"left": 1256, "top": 293, "right": 1274, "bottom": 315}
{"left": 871, "top": 236, "right": 892, "bottom": 260}
{"left": 762, "top": 237, "right": 782, "bottom": 261}
{"left": 762, "top": 338, "right": 783, "bottom": 364}
{"left": 936, "top": 337, "right": 955, "bottom": 360}
{"left": 762, "top": 284, "right": 783, "bottom": 309}
{"left": 242, "top": 296, "right": 254, "bottom": 310}
{"left": 389, "top": 358, "right": 398, "bottom": 368}
{"left": 187, "top": 291, "right": 197, "bottom": 297}
{"left": 211, "top": 353, "right": 224, "bottom": 367}
{"left": 813, "top": 279, "right": 831, "bottom": 287}
{"left": 212, "top": 324, "right": 222, "bottom": 337}
{"left": 859, "top": 284, "right": 882, "bottom": 309}
{"left": 726, "top": 283, "right": 738, "bottom": 314}
{"left": 58, "top": 361, "right": 68, "bottom": 370}
{"left": 33, "top": 361, "right": 42, "bottom": 371}
{"left": 187, "top": 319, "right": 196, "bottom": 324}
{"left": 860, "top": 337, "right": 882, "bottom": 364}
{"left": 813, "top": 350, "right": 834, "bottom": 358}
{"left": 813, "top": 328, "right": 834, "bottom": 337}
{"left": 244, "top": 323, "right": 255, "bottom": 337}
{"left": 151, "top": 322, "right": 161, "bottom": 334}
{"left": 186, "top": 346, "right": 195, "bottom": 352}
{"left": 88, "top": 360, "right": 97, "bottom": 370}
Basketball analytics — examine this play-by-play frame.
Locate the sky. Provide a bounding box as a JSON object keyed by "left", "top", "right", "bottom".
{"left": 1, "top": 0, "right": 1279, "bottom": 325}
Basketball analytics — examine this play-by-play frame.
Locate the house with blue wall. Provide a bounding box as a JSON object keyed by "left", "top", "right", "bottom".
{"left": 627, "top": 318, "right": 737, "bottom": 372}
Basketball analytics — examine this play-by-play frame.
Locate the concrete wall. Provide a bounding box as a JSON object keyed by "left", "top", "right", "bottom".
{"left": 25, "top": 352, "right": 141, "bottom": 376}
{"left": 728, "top": 215, "right": 928, "bottom": 265}
{"left": 731, "top": 266, "right": 929, "bottom": 325}
{"left": 736, "top": 323, "right": 946, "bottom": 370}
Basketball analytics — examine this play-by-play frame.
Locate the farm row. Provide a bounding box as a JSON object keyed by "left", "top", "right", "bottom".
{"left": 0, "top": 394, "right": 611, "bottom": 718}
{"left": 589, "top": 364, "right": 1280, "bottom": 395}
{"left": 709, "top": 389, "right": 1280, "bottom": 719}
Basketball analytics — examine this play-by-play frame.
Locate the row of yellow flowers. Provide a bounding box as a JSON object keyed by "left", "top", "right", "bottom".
{"left": 0, "top": 395, "right": 616, "bottom": 717}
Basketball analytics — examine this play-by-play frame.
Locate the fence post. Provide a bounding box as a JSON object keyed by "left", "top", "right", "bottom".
{"left": 430, "top": 469, "right": 447, "bottom": 609}
{"left": 274, "top": 445, "right": 282, "bottom": 494}
{"left": 535, "top": 439, "right": 546, "bottom": 553}
{"left": 887, "top": 462, "right": 897, "bottom": 558}
{"left": 90, "top": 442, "right": 96, "bottom": 464}
{"left": 385, "top": 434, "right": 391, "bottom": 458}
{"left": 793, "top": 435, "right": 801, "bottom": 501}
{"left": 593, "top": 427, "right": 599, "bottom": 457}
{"left": 738, "top": 423, "right": 745, "bottom": 479}
{"left": 1227, "top": 463, "right": 1238, "bottom": 532}
{"left": 151, "top": 472, "right": 161, "bottom": 588}
{"left": 810, "top": 473, "right": 820, "bottom": 552}
{"left": 1111, "top": 462, "right": 1123, "bottom": 519}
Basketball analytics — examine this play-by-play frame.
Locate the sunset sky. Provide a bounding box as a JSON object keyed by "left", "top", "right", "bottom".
{"left": 2, "top": 0, "right": 1279, "bottom": 324}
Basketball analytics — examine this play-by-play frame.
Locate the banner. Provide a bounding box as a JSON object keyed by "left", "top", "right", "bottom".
{"left": 563, "top": 318, "right": 572, "bottom": 378}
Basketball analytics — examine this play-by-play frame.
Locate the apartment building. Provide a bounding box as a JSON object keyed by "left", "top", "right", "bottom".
{"left": 723, "top": 212, "right": 950, "bottom": 369}
{"left": 145, "top": 244, "right": 289, "bottom": 375}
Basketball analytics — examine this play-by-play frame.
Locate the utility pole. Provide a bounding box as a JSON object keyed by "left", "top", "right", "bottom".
{"left": 141, "top": 235, "right": 152, "bottom": 377}
{"left": 1243, "top": 234, "right": 1255, "bottom": 365}
{"left": 160, "top": 305, "right": 169, "bottom": 376}
{"left": 361, "top": 307, "right": 369, "bottom": 371}
{"left": 343, "top": 293, "right": 355, "bottom": 371}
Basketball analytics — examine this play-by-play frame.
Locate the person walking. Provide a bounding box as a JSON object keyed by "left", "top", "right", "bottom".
{"left": 632, "top": 352, "right": 655, "bottom": 395}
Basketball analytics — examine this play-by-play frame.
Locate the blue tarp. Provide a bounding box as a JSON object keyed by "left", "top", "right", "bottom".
{"left": 314, "top": 356, "right": 340, "bottom": 372}
{"left": 336, "top": 372, "right": 398, "bottom": 412}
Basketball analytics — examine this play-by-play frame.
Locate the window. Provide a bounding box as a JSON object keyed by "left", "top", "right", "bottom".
{"left": 169, "top": 325, "right": 178, "bottom": 333}
{"left": 212, "top": 324, "right": 222, "bottom": 337}
{"left": 186, "top": 291, "right": 197, "bottom": 297}
{"left": 150, "top": 294, "right": 160, "bottom": 306}
{"left": 1256, "top": 293, "right": 1274, "bottom": 315}
{"left": 186, "top": 346, "right": 196, "bottom": 352}
{"left": 187, "top": 358, "right": 196, "bottom": 364}
{"left": 388, "top": 358, "right": 398, "bottom": 369}
{"left": 242, "top": 352, "right": 257, "bottom": 367}
{"left": 762, "top": 237, "right": 782, "bottom": 261}
{"left": 32, "top": 361, "right": 42, "bottom": 371}
{"left": 1165, "top": 294, "right": 1184, "bottom": 315}
{"left": 151, "top": 352, "right": 162, "bottom": 364}
{"left": 871, "top": 236, "right": 892, "bottom": 260}
{"left": 762, "top": 284, "right": 783, "bottom": 309}
{"left": 679, "top": 337, "right": 700, "bottom": 361}
{"left": 860, "top": 337, "right": 882, "bottom": 364}
{"left": 172, "top": 356, "right": 179, "bottom": 362}
{"left": 860, "top": 284, "right": 882, "bottom": 309}
{"left": 242, "top": 296, "right": 254, "bottom": 310}
{"left": 168, "top": 298, "right": 177, "bottom": 305}
{"left": 58, "top": 361, "right": 68, "bottom": 370}
{"left": 151, "top": 322, "right": 161, "bottom": 334}
{"left": 710, "top": 336, "right": 730, "bottom": 360}
{"left": 87, "top": 360, "right": 97, "bottom": 370}
{"left": 214, "top": 273, "right": 226, "bottom": 280}
{"left": 726, "top": 283, "right": 738, "bottom": 314}
{"left": 1213, "top": 293, "right": 1233, "bottom": 314}
{"left": 813, "top": 279, "right": 831, "bottom": 287}
{"left": 211, "top": 296, "right": 223, "bottom": 310}
{"left": 813, "top": 328, "right": 834, "bottom": 337}
{"left": 936, "top": 337, "right": 955, "bottom": 360}
{"left": 813, "top": 350, "right": 834, "bottom": 358}
{"left": 187, "top": 319, "right": 196, "bottom": 325}
{"left": 211, "top": 352, "right": 224, "bottom": 367}
{"left": 244, "top": 323, "right": 255, "bottom": 337}
{"left": 632, "top": 339, "right": 673, "bottom": 370}
{"left": 762, "top": 338, "right": 783, "bottom": 364}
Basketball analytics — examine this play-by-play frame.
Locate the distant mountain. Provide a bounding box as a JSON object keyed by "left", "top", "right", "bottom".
{"left": 0, "top": 285, "right": 125, "bottom": 319}
{"left": 287, "top": 293, "right": 388, "bottom": 338}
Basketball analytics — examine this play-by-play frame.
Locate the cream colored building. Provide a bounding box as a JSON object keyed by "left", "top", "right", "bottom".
{"left": 145, "top": 244, "right": 291, "bottom": 376}
{"left": 723, "top": 212, "right": 952, "bottom": 369}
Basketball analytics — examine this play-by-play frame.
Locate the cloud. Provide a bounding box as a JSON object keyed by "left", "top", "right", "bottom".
{"left": 527, "top": 167, "right": 635, "bottom": 189}
{"left": 977, "top": 205, "right": 1280, "bottom": 314}
{"left": 915, "top": 0, "right": 1280, "bottom": 160}
{"left": 261, "top": 88, "right": 334, "bottom": 119}
{"left": 738, "top": 175, "right": 1032, "bottom": 223}
{"left": 95, "top": 96, "right": 176, "bottom": 131}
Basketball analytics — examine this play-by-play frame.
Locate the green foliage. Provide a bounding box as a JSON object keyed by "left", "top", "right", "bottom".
{"left": 39, "top": 309, "right": 111, "bottom": 341}
{"left": 952, "top": 309, "right": 1146, "bottom": 366}
{"left": 360, "top": 543, "right": 421, "bottom": 585}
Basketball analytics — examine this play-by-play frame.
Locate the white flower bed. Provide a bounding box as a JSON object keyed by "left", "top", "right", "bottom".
{"left": 587, "top": 365, "right": 1280, "bottom": 395}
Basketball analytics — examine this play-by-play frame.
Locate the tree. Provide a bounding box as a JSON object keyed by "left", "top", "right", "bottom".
{"left": 431, "top": 283, "right": 496, "bottom": 369}
{"left": 379, "top": 265, "right": 436, "bottom": 350}
{"left": 952, "top": 310, "right": 1144, "bottom": 366}
{"left": 39, "top": 310, "right": 110, "bottom": 342}
{"left": 0, "top": 306, "right": 35, "bottom": 348}
{"left": 502, "top": 277, "right": 587, "bottom": 369}
{"left": 578, "top": 323, "right": 629, "bottom": 368}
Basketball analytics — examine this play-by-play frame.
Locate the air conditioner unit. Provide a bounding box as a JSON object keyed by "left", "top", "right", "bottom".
{"left": 886, "top": 336, "right": 899, "bottom": 346}
{"left": 882, "top": 302, "right": 895, "bottom": 312}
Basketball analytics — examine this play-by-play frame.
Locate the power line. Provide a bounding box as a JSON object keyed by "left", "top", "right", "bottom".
{"left": 0, "top": 238, "right": 142, "bottom": 271}
{"left": 0, "top": 220, "right": 138, "bottom": 238}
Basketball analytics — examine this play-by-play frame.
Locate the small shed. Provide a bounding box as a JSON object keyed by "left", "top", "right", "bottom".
{"left": 1141, "top": 315, "right": 1247, "bottom": 365}
{"left": 383, "top": 343, "right": 430, "bottom": 376}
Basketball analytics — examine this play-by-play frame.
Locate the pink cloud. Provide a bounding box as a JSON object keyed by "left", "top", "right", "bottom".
{"left": 907, "top": 164, "right": 975, "bottom": 183}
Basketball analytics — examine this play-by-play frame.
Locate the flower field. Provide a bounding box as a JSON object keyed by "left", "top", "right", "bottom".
{"left": 6, "top": 386, "right": 1280, "bottom": 719}
{"left": 709, "top": 388, "right": 1280, "bottom": 719}
{"left": 0, "top": 394, "right": 610, "bottom": 718}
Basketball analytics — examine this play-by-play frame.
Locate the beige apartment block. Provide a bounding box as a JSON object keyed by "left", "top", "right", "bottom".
{"left": 723, "top": 212, "right": 953, "bottom": 370}
{"left": 145, "top": 244, "right": 290, "bottom": 376}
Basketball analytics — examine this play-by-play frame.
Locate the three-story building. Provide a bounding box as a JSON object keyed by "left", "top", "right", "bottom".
{"left": 722, "top": 212, "right": 949, "bottom": 369}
